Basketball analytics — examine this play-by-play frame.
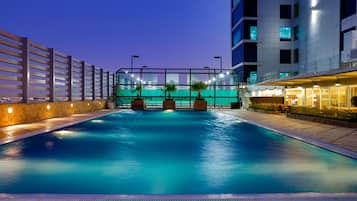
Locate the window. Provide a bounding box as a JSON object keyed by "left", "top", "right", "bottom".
{"left": 232, "top": 43, "right": 257, "bottom": 66}
{"left": 232, "top": 27, "right": 242, "bottom": 46}
{"left": 280, "top": 26, "right": 292, "bottom": 41}
{"left": 280, "top": 5, "right": 292, "bottom": 19}
{"left": 279, "top": 72, "right": 290, "bottom": 79}
{"left": 250, "top": 26, "right": 257, "bottom": 40}
{"left": 341, "top": 0, "right": 356, "bottom": 19}
{"left": 294, "top": 48, "right": 299, "bottom": 63}
{"left": 232, "top": 20, "right": 257, "bottom": 46}
{"left": 280, "top": 50, "right": 291, "bottom": 64}
{"left": 294, "top": 3, "right": 299, "bottom": 18}
{"left": 232, "top": 0, "right": 257, "bottom": 26}
{"left": 293, "top": 26, "right": 299, "bottom": 41}
{"left": 232, "top": 0, "right": 239, "bottom": 8}
{"left": 249, "top": 71, "right": 257, "bottom": 84}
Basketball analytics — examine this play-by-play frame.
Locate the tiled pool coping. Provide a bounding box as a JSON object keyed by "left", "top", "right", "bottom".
{"left": 0, "top": 110, "right": 119, "bottom": 145}
{"left": 0, "top": 193, "right": 357, "bottom": 200}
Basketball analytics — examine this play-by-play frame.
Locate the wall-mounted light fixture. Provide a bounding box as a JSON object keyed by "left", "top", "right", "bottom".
{"left": 46, "top": 104, "right": 51, "bottom": 110}
{"left": 7, "top": 107, "right": 13, "bottom": 114}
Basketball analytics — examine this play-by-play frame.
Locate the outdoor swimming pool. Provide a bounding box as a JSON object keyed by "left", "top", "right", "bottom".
{"left": 0, "top": 111, "right": 356, "bottom": 194}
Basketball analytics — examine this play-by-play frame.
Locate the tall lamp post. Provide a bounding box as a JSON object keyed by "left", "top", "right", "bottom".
{"left": 214, "top": 56, "right": 223, "bottom": 73}
{"left": 139, "top": 66, "right": 147, "bottom": 97}
{"left": 214, "top": 56, "right": 223, "bottom": 89}
{"left": 130, "top": 55, "right": 140, "bottom": 87}
{"left": 131, "top": 55, "right": 140, "bottom": 76}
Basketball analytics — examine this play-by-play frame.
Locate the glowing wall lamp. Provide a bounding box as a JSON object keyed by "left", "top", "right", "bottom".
{"left": 7, "top": 107, "right": 13, "bottom": 114}
{"left": 311, "top": 0, "right": 319, "bottom": 25}
{"left": 46, "top": 104, "right": 51, "bottom": 110}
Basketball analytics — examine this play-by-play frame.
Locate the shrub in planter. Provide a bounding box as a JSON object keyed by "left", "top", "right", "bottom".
{"left": 131, "top": 84, "right": 146, "bottom": 110}
{"left": 163, "top": 83, "right": 177, "bottom": 110}
{"left": 191, "top": 81, "right": 208, "bottom": 111}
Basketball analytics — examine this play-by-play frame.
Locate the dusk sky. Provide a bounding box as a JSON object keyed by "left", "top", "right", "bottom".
{"left": 1, "top": 0, "right": 231, "bottom": 72}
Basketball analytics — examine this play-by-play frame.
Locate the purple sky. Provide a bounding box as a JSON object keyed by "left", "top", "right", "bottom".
{"left": 1, "top": 0, "right": 231, "bottom": 72}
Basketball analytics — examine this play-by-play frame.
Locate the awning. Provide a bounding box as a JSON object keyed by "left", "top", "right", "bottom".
{"left": 258, "top": 66, "right": 357, "bottom": 87}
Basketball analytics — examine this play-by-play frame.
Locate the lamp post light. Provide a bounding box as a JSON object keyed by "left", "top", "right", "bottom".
{"left": 214, "top": 56, "right": 223, "bottom": 72}
{"left": 140, "top": 66, "right": 148, "bottom": 81}
{"left": 214, "top": 56, "right": 224, "bottom": 89}
{"left": 130, "top": 55, "right": 140, "bottom": 75}
{"left": 204, "top": 66, "right": 210, "bottom": 86}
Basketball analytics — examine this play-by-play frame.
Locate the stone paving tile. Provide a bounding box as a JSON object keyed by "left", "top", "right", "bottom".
{"left": 222, "top": 110, "right": 357, "bottom": 153}
{"left": 0, "top": 110, "right": 117, "bottom": 145}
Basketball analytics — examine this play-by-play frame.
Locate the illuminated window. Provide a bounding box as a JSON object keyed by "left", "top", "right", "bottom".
{"left": 279, "top": 72, "right": 290, "bottom": 79}
{"left": 249, "top": 71, "right": 257, "bottom": 83}
{"left": 280, "top": 26, "right": 292, "bottom": 41}
{"left": 250, "top": 26, "right": 257, "bottom": 40}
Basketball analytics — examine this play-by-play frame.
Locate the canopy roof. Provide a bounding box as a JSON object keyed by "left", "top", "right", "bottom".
{"left": 259, "top": 66, "right": 357, "bottom": 87}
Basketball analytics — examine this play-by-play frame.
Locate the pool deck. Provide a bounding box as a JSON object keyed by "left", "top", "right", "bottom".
{"left": 0, "top": 109, "right": 118, "bottom": 145}
{"left": 221, "top": 110, "right": 357, "bottom": 159}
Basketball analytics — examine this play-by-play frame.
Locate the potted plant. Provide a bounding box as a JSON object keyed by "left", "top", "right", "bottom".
{"left": 131, "top": 84, "right": 146, "bottom": 110}
{"left": 163, "top": 83, "right": 177, "bottom": 110}
{"left": 191, "top": 81, "right": 208, "bottom": 111}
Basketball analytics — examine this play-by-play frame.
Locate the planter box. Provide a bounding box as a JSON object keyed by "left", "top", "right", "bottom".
{"left": 287, "top": 113, "right": 357, "bottom": 128}
{"left": 193, "top": 99, "right": 207, "bottom": 111}
{"left": 131, "top": 98, "right": 146, "bottom": 110}
{"left": 163, "top": 99, "right": 176, "bottom": 110}
{"left": 230, "top": 102, "right": 241, "bottom": 109}
{"left": 107, "top": 102, "right": 115, "bottom": 109}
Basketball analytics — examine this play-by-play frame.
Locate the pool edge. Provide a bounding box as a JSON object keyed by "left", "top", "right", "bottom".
{"left": 0, "top": 110, "right": 120, "bottom": 146}
{"left": 0, "top": 192, "right": 357, "bottom": 200}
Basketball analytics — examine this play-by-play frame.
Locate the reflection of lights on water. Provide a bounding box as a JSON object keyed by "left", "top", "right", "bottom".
{"left": 54, "top": 130, "right": 74, "bottom": 137}
{"left": 4, "top": 147, "right": 21, "bottom": 157}
{"left": 91, "top": 120, "right": 104, "bottom": 123}
{"left": 45, "top": 141, "right": 54, "bottom": 149}
{"left": 164, "top": 109, "right": 174, "bottom": 113}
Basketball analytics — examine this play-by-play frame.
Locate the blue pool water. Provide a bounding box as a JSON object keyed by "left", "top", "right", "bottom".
{"left": 0, "top": 111, "right": 356, "bottom": 194}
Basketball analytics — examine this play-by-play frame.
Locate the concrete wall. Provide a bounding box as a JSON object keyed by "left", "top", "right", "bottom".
{"left": 0, "top": 100, "right": 106, "bottom": 127}
{"left": 298, "top": 0, "right": 340, "bottom": 73}
{"left": 257, "top": 0, "right": 298, "bottom": 82}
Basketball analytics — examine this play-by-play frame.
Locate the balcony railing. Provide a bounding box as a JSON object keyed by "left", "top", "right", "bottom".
{"left": 0, "top": 29, "right": 115, "bottom": 103}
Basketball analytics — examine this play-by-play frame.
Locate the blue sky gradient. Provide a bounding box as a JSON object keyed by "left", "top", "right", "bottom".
{"left": 1, "top": 0, "right": 231, "bottom": 72}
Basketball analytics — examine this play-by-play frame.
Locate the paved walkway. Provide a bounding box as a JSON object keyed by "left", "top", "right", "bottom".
{"left": 222, "top": 110, "right": 357, "bottom": 158}
{"left": 0, "top": 110, "right": 117, "bottom": 145}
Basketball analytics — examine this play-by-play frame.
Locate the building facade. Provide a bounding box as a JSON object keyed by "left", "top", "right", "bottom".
{"left": 231, "top": 0, "right": 357, "bottom": 83}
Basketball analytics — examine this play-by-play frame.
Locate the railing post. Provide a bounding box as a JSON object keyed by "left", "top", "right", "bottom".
{"left": 107, "top": 72, "right": 110, "bottom": 97}
{"left": 22, "top": 38, "right": 30, "bottom": 103}
{"left": 112, "top": 73, "right": 115, "bottom": 93}
{"left": 92, "top": 65, "right": 96, "bottom": 100}
{"left": 49, "top": 48, "right": 55, "bottom": 102}
{"left": 81, "top": 61, "right": 86, "bottom": 101}
{"left": 189, "top": 68, "right": 192, "bottom": 108}
{"left": 214, "top": 69, "right": 216, "bottom": 108}
{"left": 68, "top": 56, "right": 73, "bottom": 101}
{"left": 100, "top": 68, "right": 104, "bottom": 99}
